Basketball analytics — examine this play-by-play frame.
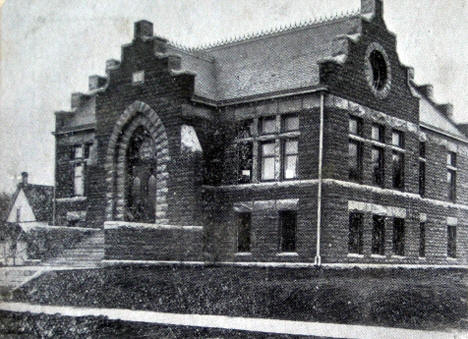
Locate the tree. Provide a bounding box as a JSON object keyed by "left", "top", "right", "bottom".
{"left": 0, "top": 192, "right": 12, "bottom": 221}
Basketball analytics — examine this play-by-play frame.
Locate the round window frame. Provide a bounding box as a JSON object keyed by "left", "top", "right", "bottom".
{"left": 364, "top": 42, "right": 392, "bottom": 99}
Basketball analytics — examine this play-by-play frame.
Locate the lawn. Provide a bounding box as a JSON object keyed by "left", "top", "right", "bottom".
{"left": 8, "top": 265, "right": 468, "bottom": 331}
{"left": 0, "top": 311, "right": 317, "bottom": 338}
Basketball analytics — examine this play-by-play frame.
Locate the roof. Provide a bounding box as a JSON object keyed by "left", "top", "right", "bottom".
{"left": 410, "top": 84, "right": 466, "bottom": 140}
{"left": 9, "top": 183, "right": 54, "bottom": 222}
{"left": 169, "top": 11, "right": 361, "bottom": 101}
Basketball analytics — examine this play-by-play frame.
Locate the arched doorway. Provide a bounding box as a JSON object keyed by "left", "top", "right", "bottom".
{"left": 126, "top": 126, "right": 157, "bottom": 223}
{"left": 105, "top": 101, "right": 171, "bottom": 223}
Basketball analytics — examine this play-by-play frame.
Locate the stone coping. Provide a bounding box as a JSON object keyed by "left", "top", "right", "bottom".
{"left": 104, "top": 221, "right": 203, "bottom": 231}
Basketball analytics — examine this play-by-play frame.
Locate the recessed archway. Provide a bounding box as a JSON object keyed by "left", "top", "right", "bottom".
{"left": 105, "top": 101, "right": 170, "bottom": 223}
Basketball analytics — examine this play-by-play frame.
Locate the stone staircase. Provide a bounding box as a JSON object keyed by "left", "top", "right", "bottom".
{"left": 42, "top": 230, "right": 104, "bottom": 268}
{"left": 0, "top": 268, "right": 41, "bottom": 295}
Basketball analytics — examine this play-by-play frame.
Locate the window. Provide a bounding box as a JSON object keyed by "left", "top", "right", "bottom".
{"left": 419, "top": 222, "right": 426, "bottom": 258}
{"left": 372, "top": 215, "right": 385, "bottom": 255}
{"left": 447, "top": 226, "right": 457, "bottom": 258}
{"left": 237, "top": 142, "right": 253, "bottom": 183}
{"left": 419, "top": 162, "right": 426, "bottom": 197}
{"left": 447, "top": 170, "right": 456, "bottom": 202}
{"left": 447, "top": 152, "right": 457, "bottom": 202}
{"left": 237, "top": 213, "right": 251, "bottom": 253}
{"left": 261, "top": 142, "right": 276, "bottom": 181}
{"left": 349, "top": 117, "right": 362, "bottom": 136}
{"left": 237, "top": 120, "right": 254, "bottom": 139}
{"left": 260, "top": 116, "right": 276, "bottom": 135}
{"left": 73, "top": 163, "right": 84, "bottom": 196}
{"left": 371, "top": 147, "right": 385, "bottom": 187}
{"left": 349, "top": 140, "right": 362, "bottom": 182}
{"left": 84, "top": 143, "right": 91, "bottom": 159}
{"left": 371, "top": 124, "right": 385, "bottom": 142}
{"left": 348, "top": 212, "right": 363, "bottom": 254}
{"left": 16, "top": 208, "right": 21, "bottom": 223}
{"left": 392, "top": 151, "right": 404, "bottom": 190}
{"left": 392, "top": 130, "right": 404, "bottom": 148}
{"left": 132, "top": 70, "right": 145, "bottom": 84}
{"left": 282, "top": 115, "right": 299, "bottom": 132}
{"left": 282, "top": 139, "right": 298, "bottom": 180}
{"left": 71, "top": 145, "right": 83, "bottom": 160}
{"left": 393, "top": 218, "right": 405, "bottom": 256}
{"left": 279, "top": 211, "right": 296, "bottom": 252}
{"left": 447, "top": 152, "right": 457, "bottom": 167}
{"left": 419, "top": 142, "right": 426, "bottom": 197}
{"left": 419, "top": 142, "right": 426, "bottom": 159}
{"left": 369, "top": 50, "right": 388, "bottom": 91}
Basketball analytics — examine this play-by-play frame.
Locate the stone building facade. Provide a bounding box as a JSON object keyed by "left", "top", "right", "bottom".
{"left": 53, "top": 0, "right": 468, "bottom": 265}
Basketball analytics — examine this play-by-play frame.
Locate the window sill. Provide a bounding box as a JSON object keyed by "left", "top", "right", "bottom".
{"left": 347, "top": 253, "right": 364, "bottom": 258}
{"left": 235, "top": 252, "right": 252, "bottom": 257}
{"left": 391, "top": 255, "right": 406, "bottom": 259}
{"left": 418, "top": 257, "right": 426, "bottom": 260}
{"left": 56, "top": 196, "right": 87, "bottom": 203}
{"left": 276, "top": 252, "right": 299, "bottom": 257}
{"left": 370, "top": 254, "right": 386, "bottom": 258}
{"left": 447, "top": 257, "right": 458, "bottom": 261}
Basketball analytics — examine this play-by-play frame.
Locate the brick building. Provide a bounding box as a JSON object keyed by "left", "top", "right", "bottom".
{"left": 53, "top": 0, "right": 468, "bottom": 265}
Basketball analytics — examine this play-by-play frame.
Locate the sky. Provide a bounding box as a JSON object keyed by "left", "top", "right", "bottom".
{"left": 0, "top": 0, "right": 467, "bottom": 193}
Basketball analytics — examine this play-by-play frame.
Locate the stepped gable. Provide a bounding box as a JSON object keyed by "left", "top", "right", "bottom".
{"left": 167, "top": 9, "right": 362, "bottom": 102}
{"left": 410, "top": 82, "right": 466, "bottom": 140}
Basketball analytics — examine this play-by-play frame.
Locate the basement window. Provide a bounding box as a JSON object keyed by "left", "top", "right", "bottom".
{"left": 393, "top": 218, "right": 405, "bottom": 256}
{"left": 348, "top": 212, "right": 363, "bottom": 255}
{"left": 419, "top": 222, "right": 426, "bottom": 258}
{"left": 237, "top": 213, "right": 251, "bottom": 253}
{"left": 372, "top": 215, "right": 385, "bottom": 256}
{"left": 279, "top": 210, "right": 297, "bottom": 253}
{"left": 447, "top": 225, "right": 457, "bottom": 258}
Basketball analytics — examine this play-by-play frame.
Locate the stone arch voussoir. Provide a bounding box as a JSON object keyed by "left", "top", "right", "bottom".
{"left": 105, "top": 101, "right": 170, "bottom": 223}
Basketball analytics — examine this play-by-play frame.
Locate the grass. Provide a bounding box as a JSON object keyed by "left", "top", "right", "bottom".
{"left": 8, "top": 265, "right": 468, "bottom": 331}
{"left": 0, "top": 311, "right": 317, "bottom": 338}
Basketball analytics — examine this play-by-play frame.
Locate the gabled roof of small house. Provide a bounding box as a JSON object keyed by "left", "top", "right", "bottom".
{"left": 8, "top": 182, "right": 54, "bottom": 223}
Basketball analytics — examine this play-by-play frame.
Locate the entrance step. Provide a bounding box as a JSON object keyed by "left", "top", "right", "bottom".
{"left": 42, "top": 230, "right": 104, "bottom": 268}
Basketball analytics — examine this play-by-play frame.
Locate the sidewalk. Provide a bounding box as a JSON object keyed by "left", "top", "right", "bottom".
{"left": 0, "top": 302, "right": 465, "bottom": 339}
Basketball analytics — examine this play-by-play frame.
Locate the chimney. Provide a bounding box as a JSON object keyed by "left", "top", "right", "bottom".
{"left": 106, "top": 59, "right": 121, "bottom": 73}
{"left": 21, "top": 172, "right": 28, "bottom": 186}
{"left": 437, "top": 103, "right": 454, "bottom": 120}
{"left": 71, "top": 93, "right": 87, "bottom": 109}
{"left": 457, "top": 123, "right": 468, "bottom": 138}
{"left": 134, "top": 20, "right": 153, "bottom": 40}
{"left": 88, "top": 75, "right": 107, "bottom": 91}
{"left": 361, "top": 0, "right": 383, "bottom": 18}
{"left": 417, "top": 85, "right": 434, "bottom": 100}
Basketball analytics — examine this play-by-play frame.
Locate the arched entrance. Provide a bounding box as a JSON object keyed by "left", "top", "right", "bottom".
{"left": 105, "top": 101, "right": 171, "bottom": 223}
{"left": 127, "top": 126, "right": 157, "bottom": 222}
